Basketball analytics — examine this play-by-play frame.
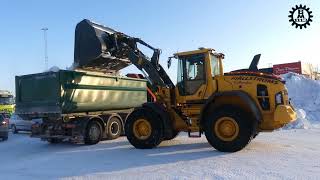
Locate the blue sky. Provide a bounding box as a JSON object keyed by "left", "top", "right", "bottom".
{"left": 0, "top": 0, "right": 319, "bottom": 92}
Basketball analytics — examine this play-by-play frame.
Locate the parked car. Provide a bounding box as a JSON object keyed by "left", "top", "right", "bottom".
{"left": 0, "top": 113, "right": 9, "bottom": 140}
{"left": 9, "top": 113, "right": 33, "bottom": 133}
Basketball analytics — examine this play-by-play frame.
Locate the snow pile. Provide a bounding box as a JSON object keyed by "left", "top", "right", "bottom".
{"left": 46, "top": 66, "right": 60, "bottom": 72}
{"left": 282, "top": 73, "right": 320, "bottom": 129}
{"left": 66, "top": 63, "right": 78, "bottom": 70}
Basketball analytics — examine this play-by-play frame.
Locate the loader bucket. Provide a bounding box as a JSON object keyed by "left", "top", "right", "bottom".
{"left": 74, "top": 19, "right": 131, "bottom": 72}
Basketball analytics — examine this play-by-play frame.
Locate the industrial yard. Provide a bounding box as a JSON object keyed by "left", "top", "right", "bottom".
{"left": 1, "top": 73, "right": 320, "bottom": 179}
{"left": 1, "top": 1, "right": 320, "bottom": 180}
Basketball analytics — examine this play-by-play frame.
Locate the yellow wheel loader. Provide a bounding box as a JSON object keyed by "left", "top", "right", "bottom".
{"left": 74, "top": 19, "right": 296, "bottom": 152}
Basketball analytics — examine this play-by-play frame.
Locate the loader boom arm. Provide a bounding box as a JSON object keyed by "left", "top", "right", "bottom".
{"left": 74, "top": 19, "right": 174, "bottom": 89}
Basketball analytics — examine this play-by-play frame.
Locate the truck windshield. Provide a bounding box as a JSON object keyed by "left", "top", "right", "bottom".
{"left": 0, "top": 96, "right": 14, "bottom": 105}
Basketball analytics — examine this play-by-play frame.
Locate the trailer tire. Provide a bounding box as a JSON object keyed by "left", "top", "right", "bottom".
{"left": 125, "top": 108, "right": 163, "bottom": 149}
{"left": 84, "top": 120, "right": 102, "bottom": 145}
{"left": 204, "top": 106, "right": 255, "bottom": 152}
{"left": 106, "top": 117, "right": 122, "bottom": 140}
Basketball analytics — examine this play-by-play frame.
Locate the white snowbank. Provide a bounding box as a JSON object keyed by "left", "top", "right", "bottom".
{"left": 66, "top": 63, "right": 78, "bottom": 70}
{"left": 46, "top": 66, "right": 60, "bottom": 72}
{"left": 282, "top": 73, "right": 320, "bottom": 129}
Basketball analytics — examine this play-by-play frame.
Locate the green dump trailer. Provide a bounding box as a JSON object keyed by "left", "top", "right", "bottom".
{"left": 15, "top": 70, "right": 148, "bottom": 144}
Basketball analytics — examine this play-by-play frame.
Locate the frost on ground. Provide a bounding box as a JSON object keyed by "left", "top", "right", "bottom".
{"left": 0, "top": 131, "right": 320, "bottom": 180}
{"left": 282, "top": 73, "right": 320, "bottom": 129}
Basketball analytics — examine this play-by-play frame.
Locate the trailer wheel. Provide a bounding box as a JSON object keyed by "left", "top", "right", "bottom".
{"left": 106, "top": 117, "right": 122, "bottom": 140}
{"left": 84, "top": 120, "right": 102, "bottom": 145}
{"left": 125, "top": 108, "right": 163, "bottom": 149}
{"left": 204, "top": 106, "right": 255, "bottom": 152}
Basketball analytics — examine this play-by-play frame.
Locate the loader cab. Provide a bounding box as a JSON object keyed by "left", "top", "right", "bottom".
{"left": 171, "top": 48, "right": 224, "bottom": 104}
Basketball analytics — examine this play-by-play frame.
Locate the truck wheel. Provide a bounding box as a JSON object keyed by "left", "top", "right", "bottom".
{"left": 12, "top": 125, "right": 18, "bottom": 134}
{"left": 125, "top": 108, "right": 163, "bottom": 149}
{"left": 106, "top": 117, "right": 122, "bottom": 140}
{"left": 84, "top": 121, "right": 102, "bottom": 145}
{"left": 204, "top": 106, "right": 255, "bottom": 152}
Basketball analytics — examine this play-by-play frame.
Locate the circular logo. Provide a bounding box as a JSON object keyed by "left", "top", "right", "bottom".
{"left": 289, "top": 4, "right": 313, "bottom": 29}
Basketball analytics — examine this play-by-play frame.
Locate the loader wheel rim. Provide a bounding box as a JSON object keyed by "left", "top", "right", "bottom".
{"left": 214, "top": 117, "right": 239, "bottom": 141}
{"left": 133, "top": 119, "right": 152, "bottom": 140}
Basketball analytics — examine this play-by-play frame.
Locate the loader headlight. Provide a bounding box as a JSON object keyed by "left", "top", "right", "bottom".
{"left": 275, "top": 92, "right": 283, "bottom": 105}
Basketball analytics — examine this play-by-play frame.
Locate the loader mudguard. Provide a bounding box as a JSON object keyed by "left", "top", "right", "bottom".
{"left": 200, "top": 90, "right": 262, "bottom": 127}
{"left": 142, "top": 102, "right": 174, "bottom": 139}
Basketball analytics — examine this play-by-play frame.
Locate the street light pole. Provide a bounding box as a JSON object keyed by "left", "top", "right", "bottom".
{"left": 41, "top": 28, "right": 48, "bottom": 70}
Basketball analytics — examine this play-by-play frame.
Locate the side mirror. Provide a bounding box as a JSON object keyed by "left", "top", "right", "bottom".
{"left": 167, "top": 57, "right": 172, "bottom": 69}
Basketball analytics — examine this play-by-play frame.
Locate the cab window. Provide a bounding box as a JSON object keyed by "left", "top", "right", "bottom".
{"left": 210, "top": 54, "right": 220, "bottom": 77}
{"left": 177, "top": 54, "right": 206, "bottom": 96}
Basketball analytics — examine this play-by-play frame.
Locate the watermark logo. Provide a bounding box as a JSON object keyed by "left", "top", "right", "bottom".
{"left": 289, "top": 4, "right": 313, "bottom": 29}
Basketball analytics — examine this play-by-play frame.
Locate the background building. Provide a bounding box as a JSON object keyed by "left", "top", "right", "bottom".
{"left": 260, "top": 61, "right": 320, "bottom": 80}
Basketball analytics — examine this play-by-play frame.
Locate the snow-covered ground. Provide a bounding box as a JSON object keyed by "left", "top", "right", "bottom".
{"left": 1, "top": 73, "right": 319, "bottom": 179}
{"left": 0, "top": 130, "right": 320, "bottom": 180}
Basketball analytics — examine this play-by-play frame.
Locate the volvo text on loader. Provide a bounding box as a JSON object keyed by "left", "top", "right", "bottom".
{"left": 74, "top": 19, "right": 296, "bottom": 152}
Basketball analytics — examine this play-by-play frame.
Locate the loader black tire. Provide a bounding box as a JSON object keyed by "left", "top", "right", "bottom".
{"left": 204, "top": 106, "right": 255, "bottom": 152}
{"left": 106, "top": 117, "right": 122, "bottom": 140}
{"left": 164, "top": 130, "right": 179, "bottom": 140}
{"left": 84, "top": 121, "right": 102, "bottom": 145}
{"left": 125, "top": 108, "right": 163, "bottom": 149}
